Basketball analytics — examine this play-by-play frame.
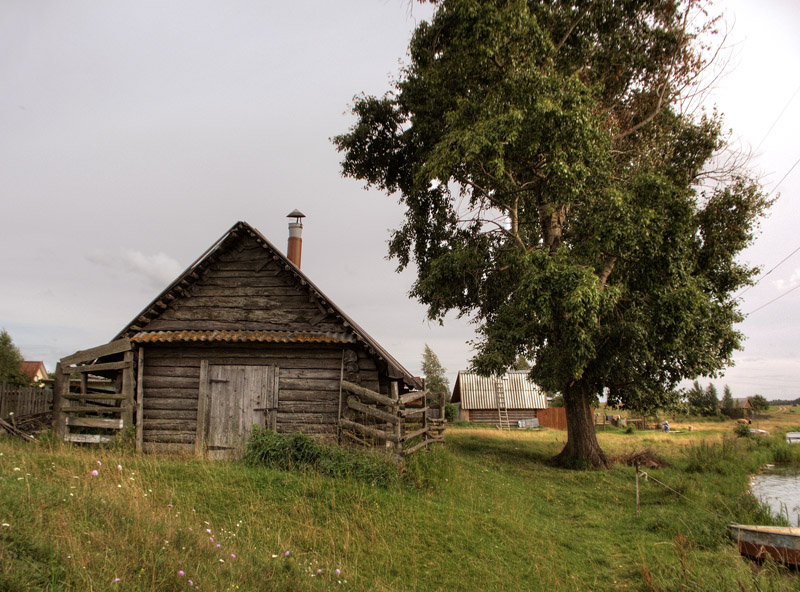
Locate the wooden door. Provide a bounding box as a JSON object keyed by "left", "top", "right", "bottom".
{"left": 199, "top": 364, "right": 278, "bottom": 459}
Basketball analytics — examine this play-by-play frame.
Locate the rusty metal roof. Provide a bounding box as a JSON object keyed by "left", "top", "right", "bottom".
{"left": 130, "top": 330, "right": 356, "bottom": 344}
{"left": 451, "top": 371, "right": 547, "bottom": 410}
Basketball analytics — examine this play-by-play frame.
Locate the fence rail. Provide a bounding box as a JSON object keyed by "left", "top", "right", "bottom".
{"left": 0, "top": 384, "right": 53, "bottom": 419}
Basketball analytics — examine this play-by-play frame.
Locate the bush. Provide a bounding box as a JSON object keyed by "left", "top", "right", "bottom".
{"left": 625, "top": 423, "right": 636, "bottom": 434}
{"left": 733, "top": 422, "right": 752, "bottom": 438}
{"left": 243, "top": 427, "right": 399, "bottom": 487}
{"left": 444, "top": 403, "right": 458, "bottom": 422}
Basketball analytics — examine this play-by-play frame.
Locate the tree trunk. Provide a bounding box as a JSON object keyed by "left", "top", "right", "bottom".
{"left": 552, "top": 380, "right": 610, "bottom": 469}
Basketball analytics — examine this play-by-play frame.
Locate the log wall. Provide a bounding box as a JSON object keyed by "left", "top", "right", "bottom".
{"left": 141, "top": 343, "right": 379, "bottom": 453}
{"left": 466, "top": 408, "right": 539, "bottom": 426}
{"left": 142, "top": 234, "right": 342, "bottom": 334}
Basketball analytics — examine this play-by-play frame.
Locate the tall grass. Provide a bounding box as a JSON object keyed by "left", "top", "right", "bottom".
{"left": 1, "top": 427, "right": 799, "bottom": 591}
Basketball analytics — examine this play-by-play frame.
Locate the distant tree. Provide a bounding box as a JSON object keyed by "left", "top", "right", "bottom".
{"left": 750, "top": 394, "right": 770, "bottom": 413}
{"left": 421, "top": 344, "right": 450, "bottom": 406}
{"left": 511, "top": 356, "right": 531, "bottom": 371}
{"left": 549, "top": 394, "right": 565, "bottom": 408}
{"left": 0, "top": 329, "right": 29, "bottom": 386}
{"left": 721, "top": 384, "right": 735, "bottom": 417}
{"left": 686, "top": 381, "right": 718, "bottom": 417}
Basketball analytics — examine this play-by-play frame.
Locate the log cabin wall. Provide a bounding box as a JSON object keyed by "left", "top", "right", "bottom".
{"left": 467, "top": 409, "right": 539, "bottom": 425}
{"left": 141, "top": 343, "right": 380, "bottom": 454}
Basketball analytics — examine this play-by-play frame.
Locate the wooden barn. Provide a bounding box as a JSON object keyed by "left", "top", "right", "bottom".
{"left": 53, "top": 218, "right": 442, "bottom": 458}
{"left": 451, "top": 371, "right": 547, "bottom": 428}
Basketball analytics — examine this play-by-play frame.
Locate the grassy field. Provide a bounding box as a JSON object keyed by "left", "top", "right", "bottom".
{"left": 2, "top": 411, "right": 800, "bottom": 591}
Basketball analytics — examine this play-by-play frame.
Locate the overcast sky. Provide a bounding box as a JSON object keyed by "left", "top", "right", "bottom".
{"left": 1, "top": 1, "right": 798, "bottom": 400}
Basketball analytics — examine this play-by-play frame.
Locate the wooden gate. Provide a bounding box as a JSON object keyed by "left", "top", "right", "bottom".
{"left": 197, "top": 363, "right": 278, "bottom": 459}
{"left": 53, "top": 339, "right": 135, "bottom": 444}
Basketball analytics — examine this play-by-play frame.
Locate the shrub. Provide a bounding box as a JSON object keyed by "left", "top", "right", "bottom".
{"left": 444, "top": 402, "right": 458, "bottom": 422}
{"left": 733, "top": 422, "right": 752, "bottom": 438}
{"left": 243, "top": 427, "right": 399, "bottom": 487}
{"left": 625, "top": 423, "right": 636, "bottom": 434}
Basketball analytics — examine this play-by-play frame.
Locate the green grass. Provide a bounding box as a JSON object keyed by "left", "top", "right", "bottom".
{"left": 2, "top": 427, "right": 800, "bottom": 591}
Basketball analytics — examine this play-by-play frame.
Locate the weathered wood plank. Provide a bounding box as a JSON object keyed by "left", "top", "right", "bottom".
{"left": 347, "top": 397, "right": 399, "bottom": 424}
{"left": 145, "top": 399, "right": 198, "bottom": 410}
{"left": 66, "top": 417, "right": 124, "bottom": 429}
{"left": 196, "top": 360, "right": 209, "bottom": 456}
{"left": 144, "top": 409, "right": 197, "bottom": 420}
{"left": 338, "top": 418, "right": 399, "bottom": 443}
{"left": 341, "top": 380, "right": 397, "bottom": 408}
{"left": 144, "top": 319, "right": 343, "bottom": 333}
{"left": 143, "top": 375, "right": 199, "bottom": 388}
{"left": 63, "top": 393, "right": 126, "bottom": 401}
{"left": 399, "top": 406, "right": 429, "bottom": 417}
{"left": 400, "top": 425, "right": 430, "bottom": 443}
{"left": 65, "top": 433, "right": 114, "bottom": 444}
{"left": 136, "top": 347, "right": 145, "bottom": 453}
{"left": 61, "top": 339, "right": 132, "bottom": 365}
{"left": 67, "top": 360, "right": 133, "bottom": 374}
{"left": 401, "top": 437, "right": 443, "bottom": 456}
{"left": 142, "top": 432, "right": 196, "bottom": 443}
{"left": 61, "top": 405, "right": 123, "bottom": 414}
{"left": 399, "top": 390, "right": 427, "bottom": 406}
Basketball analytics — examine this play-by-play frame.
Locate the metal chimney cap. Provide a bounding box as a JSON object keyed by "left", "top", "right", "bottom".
{"left": 287, "top": 209, "right": 306, "bottom": 222}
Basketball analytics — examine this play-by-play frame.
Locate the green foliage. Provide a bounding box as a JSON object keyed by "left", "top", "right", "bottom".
{"left": 733, "top": 422, "right": 752, "bottom": 438}
{"left": 0, "top": 329, "right": 29, "bottom": 387}
{"left": 548, "top": 394, "right": 564, "bottom": 408}
{"left": 444, "top": 402, "right": 458, "bottom": 422}
{"left": 750, "top": 394, "right": 770, "bottom": 413}
{"left": 243, "top": 428, "right": 399, "bottom": 487}
{"left": 421, "top": 344, "right": 449, "bottom": 406}
{"left": 685, "top": 381, "right": 720, "bottom": 417}
{"left": 335, "top": 0, "right": 770, "bottom": 467}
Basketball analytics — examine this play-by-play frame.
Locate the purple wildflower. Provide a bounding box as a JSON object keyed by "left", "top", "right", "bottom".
{"left": 178, "top": 570, "right": 185, "bottom": 577}
{"left": 91, "top": 470, "right": 98, "bottom": 477}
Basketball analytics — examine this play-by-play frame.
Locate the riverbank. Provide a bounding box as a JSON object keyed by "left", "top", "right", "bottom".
{"left": 2, "top": 423, "right": 800, "bottom": 591}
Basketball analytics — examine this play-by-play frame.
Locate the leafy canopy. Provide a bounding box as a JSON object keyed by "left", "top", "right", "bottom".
{"left": 421, "top": 344, "right": 450, "bottom": 404}
{"left": 0, "top": 329, "right": 29, "bottom": 387}
{"left": 336, "top": 0, "right": 770, "bottom": 465}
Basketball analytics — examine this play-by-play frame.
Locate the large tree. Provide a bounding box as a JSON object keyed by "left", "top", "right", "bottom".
{"left": 335, "top": 0, "right": 770, "bottom": 467}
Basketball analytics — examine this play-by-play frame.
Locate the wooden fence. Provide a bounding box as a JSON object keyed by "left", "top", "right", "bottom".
{"left": 0, "top": 384, "right": 53, "bottom": 419}
{"left": 537, "top": 407, "right": 567, "bottom": 430}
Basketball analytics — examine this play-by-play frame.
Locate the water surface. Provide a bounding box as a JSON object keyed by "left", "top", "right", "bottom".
{"left": 751, "top": 465, "right": 800, "bottom": 527}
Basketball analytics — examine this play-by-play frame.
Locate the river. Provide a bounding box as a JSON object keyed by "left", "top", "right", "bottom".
{"left": 751, "top": 465, "right": 800, "bottom": 527}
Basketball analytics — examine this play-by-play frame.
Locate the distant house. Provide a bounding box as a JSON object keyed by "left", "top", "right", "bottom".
{"left": 733, "top": 397, "right": 755, "bottom": 417}
{"left": 451, "top": 370, "right": 547, "bottom": 425}
{"left": 20, "top": 361, "right": 48, "bottom": 383}
{"left": 54, "top": 219, "right": 434, "bottom": 458}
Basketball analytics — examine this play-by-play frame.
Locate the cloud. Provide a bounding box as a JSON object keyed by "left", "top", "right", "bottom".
{"left": 772, "top": 267, "right": 800, "bottom": 291}
{"left": 87, "top": 248, "right": 182, "bottom": 290}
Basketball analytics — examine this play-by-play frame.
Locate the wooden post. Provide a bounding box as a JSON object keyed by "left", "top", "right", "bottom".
{"left": 422, "top": 389, "right": 429, "bottom": 445}
{"left": 337, "top": 349, "right": 345, "bottom": 445}
{"left": 635, "top": 462, "right": 640, "bottom": 518}
{"left": 135, "top": 348, "right": 145, "bottom": 453}
{"left": 195, "top": 360, "right": 209, "bottom": 456}
{"left": 121, "top": 350, "right": 135, "bottom": 429}
{"left": 390, "top": 381, "right": 402, "bottom": 459}
{"left": 52, "top": 363, "right": 68, "bottom": 439}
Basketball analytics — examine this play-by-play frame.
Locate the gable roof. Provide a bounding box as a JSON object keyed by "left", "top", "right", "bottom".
{"left": 451, "top": 371, "right": 547, "bottom": 410}
{"left": 20, "top": 361, "right": 47, "bottom": 380}
{"left": 113, "top": 221, "right": 422, "bottom": 390}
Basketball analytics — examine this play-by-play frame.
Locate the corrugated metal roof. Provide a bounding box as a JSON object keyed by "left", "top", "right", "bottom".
{"left": 452, "top": 371, "right": 547, "bottom": 410}
{"left": 130, "top": 330, "right": 356, "bottom": 344}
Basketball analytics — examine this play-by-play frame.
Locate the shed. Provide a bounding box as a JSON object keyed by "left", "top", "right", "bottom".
{"left": 53, "top": 220, "right": 437, "bottom": 458}
{"left": 451, "top": 370, "right": 547, "bottom": 426}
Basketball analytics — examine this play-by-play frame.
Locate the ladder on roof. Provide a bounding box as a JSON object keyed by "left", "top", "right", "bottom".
{"left": 495, "top": 378, "right": 511, "bottom": 430}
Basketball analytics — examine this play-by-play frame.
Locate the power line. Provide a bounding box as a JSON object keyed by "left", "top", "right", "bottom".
{"left": 746, "top": 282, "right": 800, "bottom": 316}
{"left": 737, "top": 243, "right": 800, "bottom": 298}
{"left": 753, "top": 83, "right": 800, "bottom": 154}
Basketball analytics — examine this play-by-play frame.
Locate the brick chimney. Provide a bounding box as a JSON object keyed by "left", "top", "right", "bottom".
{"left": 286, "top": 209, "right": 305, "bottom": 268}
